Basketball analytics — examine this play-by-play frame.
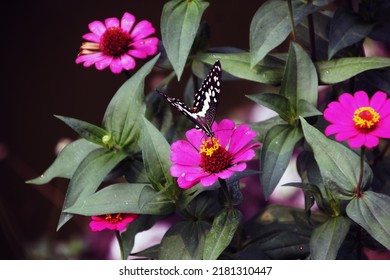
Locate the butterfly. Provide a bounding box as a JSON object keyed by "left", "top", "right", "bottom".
{"left": 157, "top": 60, "right": 222, "bottom": 137}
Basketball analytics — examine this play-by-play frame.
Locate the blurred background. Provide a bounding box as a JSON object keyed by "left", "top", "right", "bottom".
{"left": 1, "top": 0, "right": 272, "bottom": 259}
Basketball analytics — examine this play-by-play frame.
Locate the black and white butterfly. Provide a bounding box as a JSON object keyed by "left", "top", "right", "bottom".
{"left": 157, "top": 60, "right": 222, "bottom": 137}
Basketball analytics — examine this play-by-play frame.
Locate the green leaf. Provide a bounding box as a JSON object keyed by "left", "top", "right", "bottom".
{"left": 249, "top": 116, "right": 287, "bottom": 143}
{"left": 280, "top": 43, "right": 318, "bottom": 116}
{"left": 64, "top": 183, "right": 175, "bottom": 216}
{"left": 300, "top": 118, "right": 372, "bottom": 199}
{"left": 161, "top": 0, "right": 209, "bottom": 80}
{"left": 203, "top": 208, "right": 242, "bottom": 260}
{"left": 27, "top": 139, "right": 99, "bottom": 185}
{"left": 316, "top": 57, "right": 390, "bottom": 84}
{"left": 328, "top": 9, "right": 375, "bottom": 59}
{"left": 247, "top": 93, "right": 293, "bottom": 122}
{"left": 102, "top": 55, "right": 159, "bottom": 150}
{"left": 346, "top": 191, "right": 390, "bottom": 250}
{"left": 310, "top": 216, "right": 351, "bottom": 259}
{"left": 142, "top": 117, "right": 174, "bottom": 191}
{"left": 57, "top": 149, "right": 126, "bottom": 230}
{"left": 240, "top": 205, "right": 327, "bottom": 259}
{"left": 54, "top": 115, "right": 108, "bottom": 146}
{"left": 261, "top": 124, "right": 303, "bottom": 199}
{"left": 159, "top": 220, "right": 210, "bottom": 260}
{"left": 194, "top": 52, "right": 285, "bottom": 85}
{"left": 250, "top": 0, "right": 316, "bottom": 67}
{"left": 298, "top": 99, "right": 322, "bottom": 118}
{"left": 138, "top": 185, "right": 177, "bottom": 214}
{"left": 121, "top": 215, "right": 159, "bottom": 258}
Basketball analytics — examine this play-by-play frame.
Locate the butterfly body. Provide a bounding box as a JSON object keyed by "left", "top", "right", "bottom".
{"left": 157, "top": 60, "right": 222, "bottom": 137}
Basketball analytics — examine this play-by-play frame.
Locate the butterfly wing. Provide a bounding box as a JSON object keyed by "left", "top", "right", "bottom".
{"left": 193, "top": 60, "right": 222, "bottom": 129}
{"left": 157, "top": 60, "right": 222, "bottom": 137}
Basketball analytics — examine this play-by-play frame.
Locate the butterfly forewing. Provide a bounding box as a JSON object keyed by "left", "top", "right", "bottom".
{"left": 193, "top": 60, "right": 221, "bottom": 128}
{"left": 157, "top": 60, "right": 222, "bottom": 137}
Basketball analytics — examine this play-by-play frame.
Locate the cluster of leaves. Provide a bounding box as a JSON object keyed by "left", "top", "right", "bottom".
{"left": 28, "top": 0, "right": 390, "bottom": 259}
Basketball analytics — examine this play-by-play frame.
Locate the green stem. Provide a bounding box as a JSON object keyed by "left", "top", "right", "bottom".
{"left": 355, "top": 146, "right": 366, "bottom": 198}
{"left": 218, "top": 178, "right": 233, "bottom": 209}
{"left": 287, "top": 0, "right": 296, "bottom": 41}
{"left": 115, "top": 230, "right": 125, "bottom": 260}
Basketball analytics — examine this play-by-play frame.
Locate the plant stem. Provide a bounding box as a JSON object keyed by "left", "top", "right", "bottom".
{"left": 115, "top": 230, "right": 125, "bottom": 260}
{"left": 218, "top": 178, "right": 233, "bottom": 209}
{"left": 355, "top": 146, "right": 366, "bottom": 198}
{"left": 287, "top": 0, "right": 296, "bottom": 41}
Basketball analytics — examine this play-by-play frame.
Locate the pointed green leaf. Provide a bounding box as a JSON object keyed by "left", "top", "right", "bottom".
{"left": 27, "top": 139, "right": 99, "bottom": 185}
{"left": 280, "top": 43, "right": 318, "bottom": 116}
{"left": 161, "top": 0, "right": 209, "bottom": 80}
{"left": 121, "top": 215, "right": 159, "bottom": 258}
{"left": 64, "top": 183, "right": 175, "bottom": 216}
{"left": 346, "top": 191, "right": 390, "bottom": 250}
{"left": 328, "top": 9, "right": 374, "bottom": 59}
{"left": 203, "top": 208, "right": 242, "bottom": 260}
{"left": 58, "top": 149, "right": 126, "bottom": 230}
{"left": 138, "top": 185, "right": 176, "bottom": 214}
{"left": 316, "top": 57, "right": 390, "bottom": 84}
{"left": 310, "top": 216, "right": 351, "bottom": 259}
{"left": 142, "top": 117, "right": 174, "bottom": 191}
{"left": 300, "top": 118, "right": 372, "bottom": 199}
{"left": 250, "top": 0, "right": 316, "bottom": 67}
{"left": 261, "top": 124, "right": 303, "bottom": 199}
{"left": 55, "top": 115, "right": 108, "bottom": 146}
{"left": 247, "top": 93, "right": 293, "bottom": 122}
{"left": 249, "top": 116, "right": 287, "bottom": 143}
{"left": 102, "top": 55, "right": 159, "bottom": 150}
{"left": 298, "top": 99, "right": 322, "bottom": 118}
{"left": 159, "top": 220, "right": 210, "bottom": 260}
{"left": 195, "top": 52, "right": 285, "bottom": 85}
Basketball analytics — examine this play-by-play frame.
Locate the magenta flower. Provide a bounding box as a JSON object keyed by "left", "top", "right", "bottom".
{"left": 324, "top": 91, "right": 390, "bottom": 148}
{"left": 170, "top": 119, "right": 261, "bottom": 189}
{"left": 76, "top": 12, "right": 158, "bottom": 74}
{"left": 89, "top": 213, "right": 139, "bottom": 232}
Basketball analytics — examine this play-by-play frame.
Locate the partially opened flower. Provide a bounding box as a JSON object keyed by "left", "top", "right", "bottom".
{"left": 89, "top": 213, "right": 139, "bottom": 232}
{"left": 170, "top": 119, "right": 261, "bottom": 189}
{"left": 76, "top": 12, "right": 158, "bottom": 74}
{"left": 324, "top": 90, "right": 390, "bottom": 148}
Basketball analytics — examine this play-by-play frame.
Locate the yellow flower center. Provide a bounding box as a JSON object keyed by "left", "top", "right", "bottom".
{"left": 353, "top": 106, "right": 380, "bottom": 132}
{"left": 199, "top": 138, "right": 232, "bottom": 173}
{"left": 104, "top": 213, "right": 123, "bottom": 224}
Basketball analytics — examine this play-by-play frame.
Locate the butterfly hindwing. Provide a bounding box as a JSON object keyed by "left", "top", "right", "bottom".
{"left": 157, "top": 60, "right": 222, "bottom": 137}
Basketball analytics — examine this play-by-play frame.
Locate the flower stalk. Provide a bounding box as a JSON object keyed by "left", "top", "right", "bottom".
{"left": 115, "top": 230, "right": 126, "bottom": 260}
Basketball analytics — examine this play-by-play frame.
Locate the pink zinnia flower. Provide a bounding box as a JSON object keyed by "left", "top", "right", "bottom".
{"left": 324, "top": 91, "right": 390, "bottom": 148}
{"left": 76, "top": 12, "right": 158, "bottom": 74}
{"left": 89, "top": 213, "right": 139, "bottom": 232}
{"left": 170, "top": 119, "right": 261, "bottom": 189}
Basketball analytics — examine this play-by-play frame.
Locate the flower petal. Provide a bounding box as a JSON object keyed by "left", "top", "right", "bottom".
{"left": 76, "top": 53, "right": 105, "bottom": 66}
{"left": 120, "top": 54, "right": 136, "bottom": 70}
{"left": 170, "top": 140, "right": 201, "bottom": 165}
{"left": 228, "top": 125, "right": 256, "bottom": 155}
{"left": 104, "top": 17, "right": 120, "bottom": 28}
{"left": 170, "top": 164, "right": 203, "bottom": 177}
{"left": 109, "top": 58, "right": 123, "bottom": 74}
{"left": 231, "top": 145, "right": 258, "bottom": 164}
{"left": 338, "top": 93, "right": 357, "bottom": 113}
{"left": 131, "top": 38, "right": 159, "bottom": 55}
{"left": 229, "top": 162, "right": 247, "bottom": 172}
{"left": 82, "top": 32, "right": 101, "bottom": 43}
{"left": 370, "top": 91, "right": 387, "bottom": 112}
{"left": 364, "top": 134, "right": 380, "bottom": 148}
{"left": 378, "top": 99, "right": 390, "bottom": 118}
{"left": 185, "top": 129, "right": 204, "bottom": 150}
{"left": 347, "top": 134, "right": 366, "bottom": 148}
{"left": 177, "top": 175, "right": 201, "bottom": 189}
{"left": 95, "top": 56, "right": 113, "bottom": 70}
{"left": 131, "top": 20, "right": 155, "bottom": 41}
{"left": 121, "top": 12, "right": 136, "bottom": 33}
{"left": 213, "top": 119, "right": 235, "bottom": 148}
{"left": 354, "top": 91, "right": 370, "bottom": 108}
{"left": 215, "top": 169, "right": 234, "bottom": 180}
{"left": 128, "top": 49, "right": 147, "bottom": 59}
{"left": 200, "top": 174, "right": 218, "bottom": 186}
{"left": 88, "top": 20, "right": 106, "bottom": 36}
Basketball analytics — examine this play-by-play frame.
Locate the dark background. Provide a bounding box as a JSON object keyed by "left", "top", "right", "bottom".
{"left": 0, "top": 0, "right": 266, "bottom": 259}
